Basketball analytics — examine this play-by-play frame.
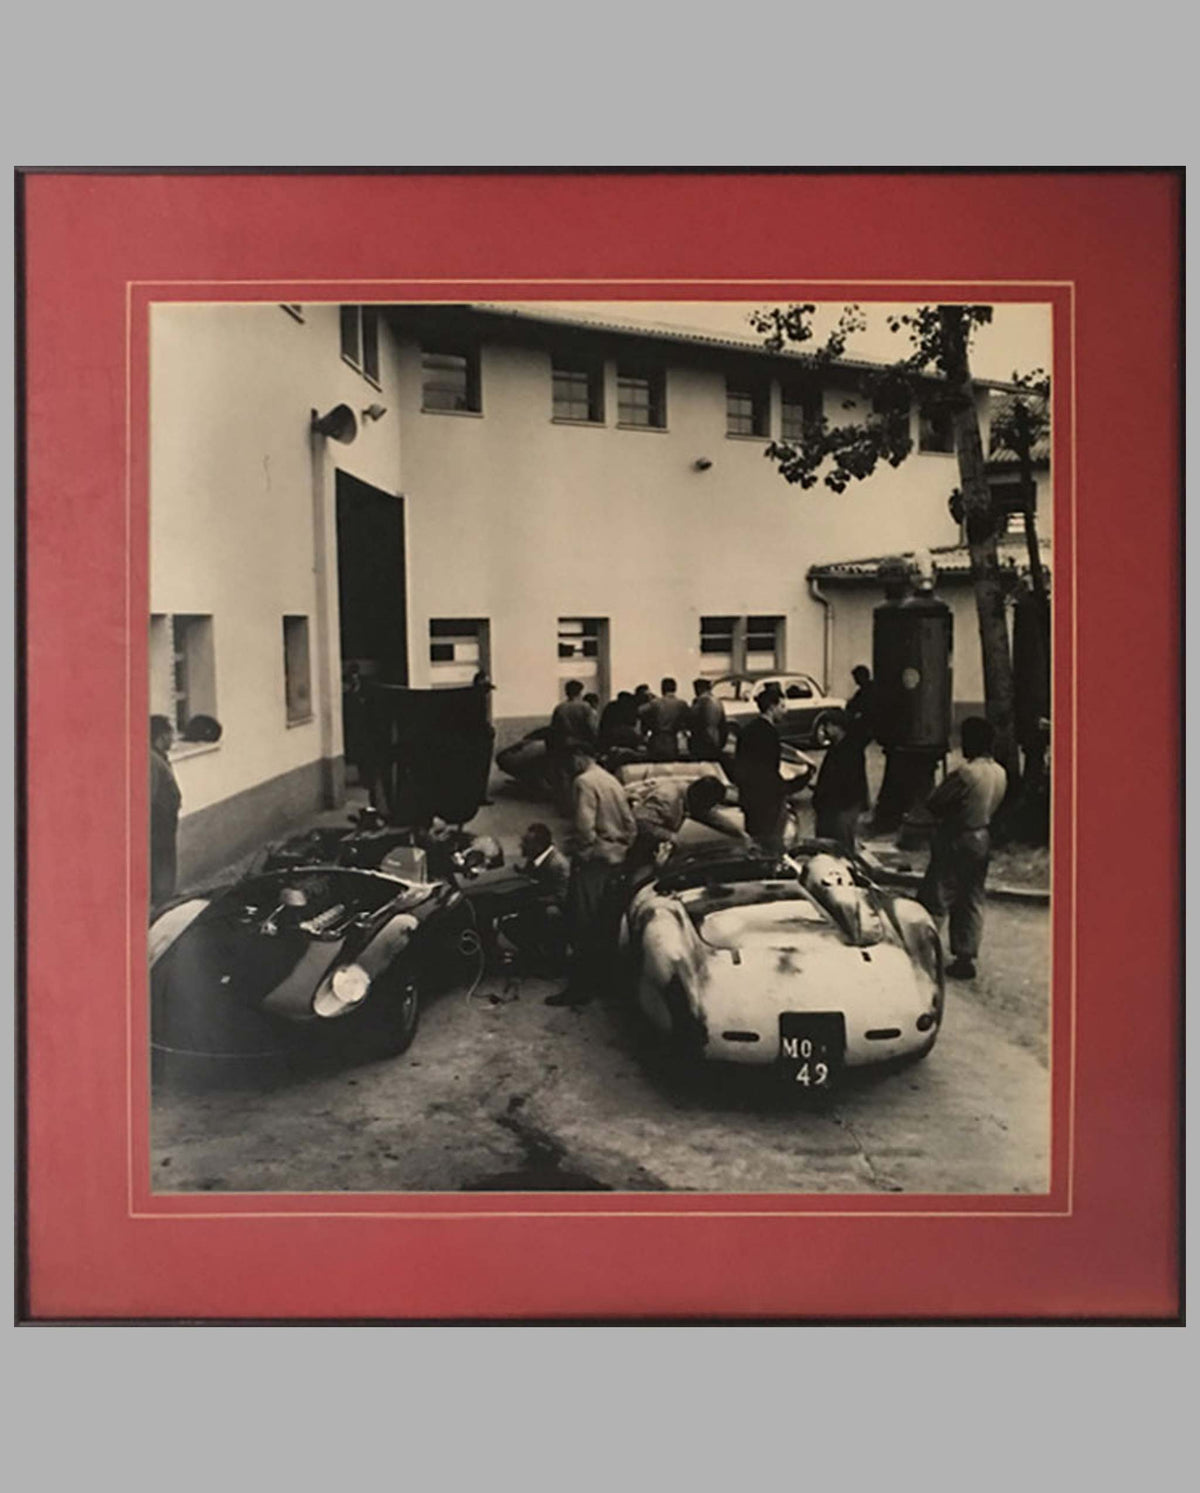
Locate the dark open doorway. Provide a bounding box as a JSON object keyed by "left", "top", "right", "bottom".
{"left": 335, "top": 471, "right": 408, "bottom": 685}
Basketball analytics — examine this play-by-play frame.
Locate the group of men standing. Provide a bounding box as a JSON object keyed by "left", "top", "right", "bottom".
{"left": 735, "top": 665, "right": 877, "bottom": 855}
{"left": 148, "top": 657, "right": 1009, "bottom": 989}
{"left": 538, "top": 730, "right": 741, "bottom": 1009}
{"left": 537, "top": 661, "right": 1009, "bottom": 991}
{"left": 548, "top": 676, "right": 729, "bottom": 795}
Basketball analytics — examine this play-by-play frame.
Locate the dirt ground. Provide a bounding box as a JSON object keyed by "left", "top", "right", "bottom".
{"left": 153, "top": 766, "right": 1052, "bottom": 1197}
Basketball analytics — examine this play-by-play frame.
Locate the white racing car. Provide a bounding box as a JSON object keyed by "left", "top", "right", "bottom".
{"left": 619, "top": 840, "right": 945, "bottom": 1086}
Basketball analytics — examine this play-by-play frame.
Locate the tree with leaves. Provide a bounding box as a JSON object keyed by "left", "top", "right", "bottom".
{"left": 751, "top": 302, "right": 1047, "bottom": 798}
{"left": 986, "top": 369, "right": 1052, "bottom": 840}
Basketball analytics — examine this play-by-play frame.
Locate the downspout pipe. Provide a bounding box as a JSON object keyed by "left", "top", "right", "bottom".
{"left": 310, "top": 425, "right": 340, "bottom": 807}
{"left": 808, "top": 575, "right": 833, "bottom": 693}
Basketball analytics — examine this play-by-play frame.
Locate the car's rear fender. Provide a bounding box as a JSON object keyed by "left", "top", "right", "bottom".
{"left": 693, "top": 942, "right": 934, "bottom": 1066}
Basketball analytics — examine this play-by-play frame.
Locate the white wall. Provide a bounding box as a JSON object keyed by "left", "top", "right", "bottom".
{"left": 149, "top": 303, "right": 405, "bottom": 817}
{"left": 392, "top": 335, "right": 974, "bottom": 724}
{"left": 150, "top": 305, "right": 1051, "bottom": 844}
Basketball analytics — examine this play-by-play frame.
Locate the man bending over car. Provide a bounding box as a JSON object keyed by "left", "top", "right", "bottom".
{"left": 625, "top": 773, "right": 745, "bottom": 871}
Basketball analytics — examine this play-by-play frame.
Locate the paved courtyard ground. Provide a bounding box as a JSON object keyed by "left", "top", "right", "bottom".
{"left": 153, "top": 757, "right": 1053, "bottom": 1197}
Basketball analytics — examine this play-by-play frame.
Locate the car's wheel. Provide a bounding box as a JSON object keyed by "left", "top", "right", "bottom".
{"left": 661, "top": 975, "right": 707, "bottom": 1061}
{"left": 812, "top": 713, "right": 835, "bottom": 747}
{"left": 368, "top": 967, "right": 423, "bottom": 1057}
{"left": 902, "top": 929, "right": 945, "bottom": 1064}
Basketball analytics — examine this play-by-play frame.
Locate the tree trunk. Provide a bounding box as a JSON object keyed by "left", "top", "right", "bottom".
{"left": 1014, "top": 400, "right": 1047, "bottom": 602}
{"left": 1014, "top": 403, "right": 1050, "bottom": 830}
{"left": 938, "top": 306, "right": 1017, "bottom": 777}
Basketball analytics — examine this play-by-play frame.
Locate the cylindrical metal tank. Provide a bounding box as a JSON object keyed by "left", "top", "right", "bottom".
{"left": 872, "top": 589, "right": 954, "bottom": 754}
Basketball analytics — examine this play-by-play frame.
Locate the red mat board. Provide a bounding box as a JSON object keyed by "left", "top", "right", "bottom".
{"left": 18, "top": 170, "right": 1181, "bottom": 1320}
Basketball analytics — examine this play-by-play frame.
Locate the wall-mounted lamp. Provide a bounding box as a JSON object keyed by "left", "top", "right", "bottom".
{"left": 693, "top": 457, "right": 713, "bottom": 471}
{"left": 311, "top": 404, "right": 358, "bottom": 443}
{"left": 361, "top": 404, "right": 388, "bottom": 423}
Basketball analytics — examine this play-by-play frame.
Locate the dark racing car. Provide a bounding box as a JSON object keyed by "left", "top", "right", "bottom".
{"left": 149, "top": 865, "right": 482, "bottom": 1068}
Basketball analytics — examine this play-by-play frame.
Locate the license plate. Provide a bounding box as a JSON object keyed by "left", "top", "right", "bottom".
{"left": 778, "top": 1013, "right": 845, "bottom": 1088}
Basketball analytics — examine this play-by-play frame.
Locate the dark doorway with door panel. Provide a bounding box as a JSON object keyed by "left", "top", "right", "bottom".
{"left": 335, "top": 471, "right": 408, "bottom": 685}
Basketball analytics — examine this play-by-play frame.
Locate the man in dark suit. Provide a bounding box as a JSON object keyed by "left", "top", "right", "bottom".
{"left": 638, "top": 677, "right": 689, "bottom": 761}
{"left": 733, "top": 683, "right": 792, "bottom": 852}
{"left": 489, "top": 821, "right": 570, "bottom": 973}
{"left": 845, "top": 664, "right": 878, "bottom": 745}
{"left": 149, "top": 715, "right": 182, "bottom": 909}
{"left": 517, "top": 822, "right": 571, "bottom": 904}
{"left": 549, "top": 680, "right": 598, "bottom": 810}
{"left": 599, "top": 690, "right": 641, "bottom": 751}
{"left": 688, "top": 677, "right": 727, "bottom": 761}
{"left": 812, "top": 708, "right": 868, "bottom": 853}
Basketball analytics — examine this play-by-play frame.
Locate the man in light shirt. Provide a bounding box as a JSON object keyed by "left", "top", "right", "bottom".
{"left": 546, "top": 744, "right": 637, "bottom": 1008}
{"left": 626, "top": 772, "right": 745, "bottom": 870}
{"left": 919, "top": 716, "right": 1009, "bottom": 980}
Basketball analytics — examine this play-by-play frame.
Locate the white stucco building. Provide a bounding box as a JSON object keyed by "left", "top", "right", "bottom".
{"left": 149, "top": 301, "right": 1051, "bottom": 878}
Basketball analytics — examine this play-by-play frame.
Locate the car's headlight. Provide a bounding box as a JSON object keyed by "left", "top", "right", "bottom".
{"left": 148, "top": 899, "right": 209, "bottom": 967}
{"left": 313, "top": 963, "right": 371, "bottom": 1018}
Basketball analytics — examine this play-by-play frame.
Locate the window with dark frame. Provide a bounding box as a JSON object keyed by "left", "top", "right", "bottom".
{"left": 170, "top": 614, "right": 216, "bottom": 736}
{"left": 360, "top": 308, "right": 380, "bottom": 383}
{"left": 557, "top": 617, "right": 601, "bottom": 661}
{"left": 780, "top": 382, "right": 823, "bottom": 442}
{"left": 428, "top": 618, "right": 488, "bottom": 685}
{"left": 616, "top": 364, "right": 666, "bottom": 428}
{"left": 699, "top": 614, "right": 783, "bottom": 676}
{"left": 149, "top": 614, "right": 171, "bottom": 719}
{"left": 556, "top": 618, "right": 607, "bottom": 696}
{"left": 421, "top": 344, "right": 482, "bottom": 413}
{"left": 340, "top": 305, "right": 360, "bottom": 366}
{"left": 283, "top": 615, "right": 312, "bottom": 723}
{"left": 552, "top": 358, "right": 605, "bottom": 422}
{"left": 726, "top": 378, "right": 770, "bottom": 437}
{"left": 745, "top": 615, "right": 784, "bottom": 671}
{"left": 340, "top": 306, "right": 382, "bottom": 386}
{"left": 918, "top": 397, "right": 956, "bottom": 453}
{"left": 700, "top": 616, "right": 737, "bottom": 655}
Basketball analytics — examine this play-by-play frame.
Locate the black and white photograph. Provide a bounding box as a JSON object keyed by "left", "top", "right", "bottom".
{"left": 148, "top": 295, "right": 1054, "bottom": 1196}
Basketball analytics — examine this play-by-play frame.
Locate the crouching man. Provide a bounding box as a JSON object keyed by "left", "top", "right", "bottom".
{"left": 918, "top": 716, "right": 1008, "bottom": 980}
{"left": 494, "top": 822, "right": 571, "bottom": 974}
